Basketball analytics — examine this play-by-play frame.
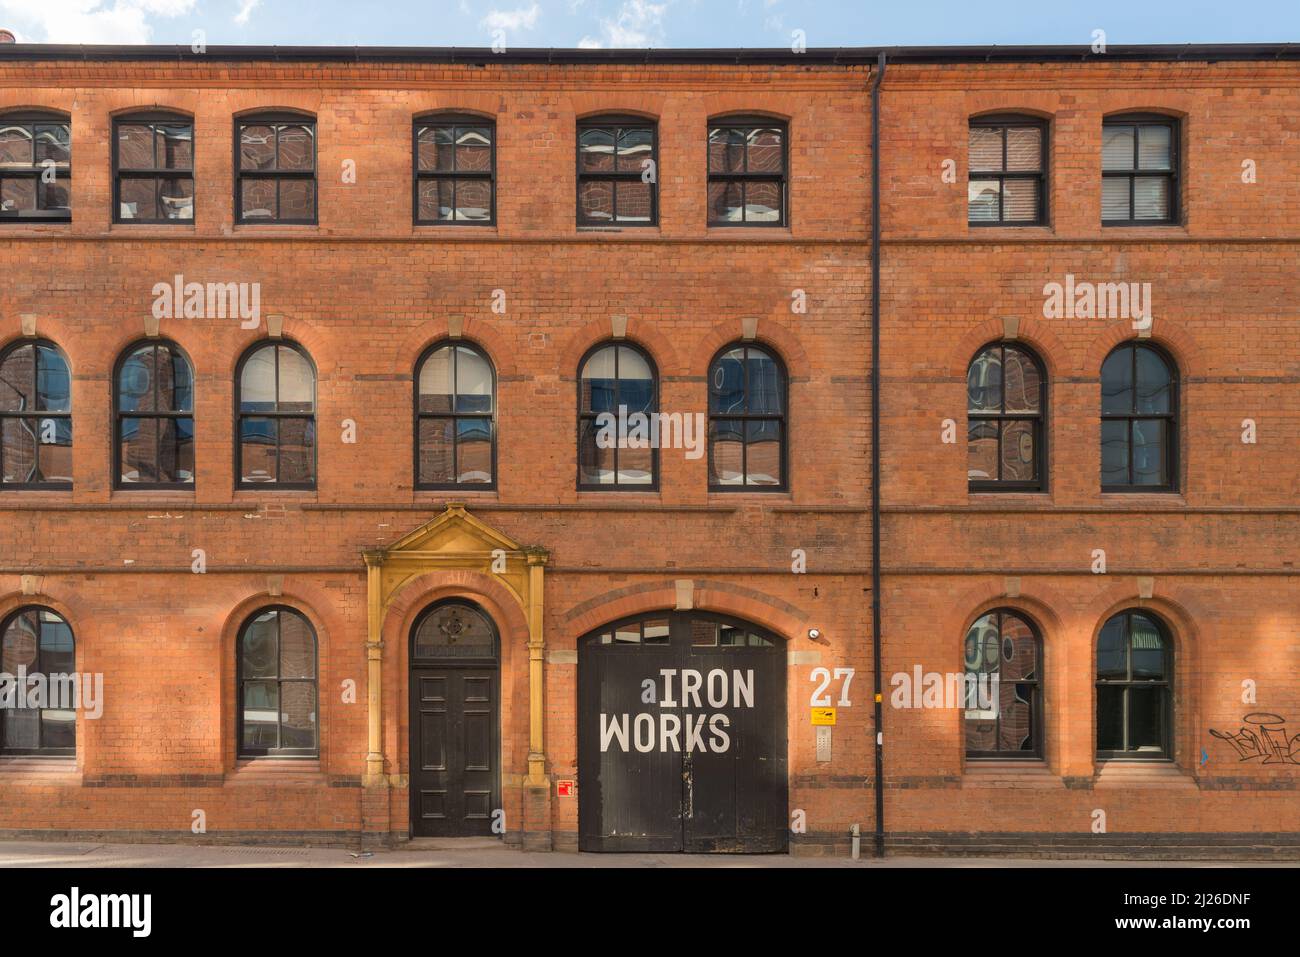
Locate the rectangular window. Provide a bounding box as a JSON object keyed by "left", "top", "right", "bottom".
{"left": 414, "top": 117, "right": 495, "bottom": 225}
{"left": 968, "top": 117, "right": 1046, "bottom": 226}
{"left": 1102, "top": 116, "right": 1178, "bottom": 225}
{"left": 236, "top": 116, "right": 317, "bottom": 224}
{"left": 707, "top": 119, "right": 787, "bottom": 226}
{"left": 114, "top": 115, "right": 194, "bottom": 223}
{"left": 0, "top": 114, "right": 71, "bottom": 222}
{"left": 577, "top": 118, "right": 657, "bottom": 226}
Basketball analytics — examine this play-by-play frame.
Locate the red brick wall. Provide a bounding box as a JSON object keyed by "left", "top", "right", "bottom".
{"left": 878, "top": 57, "right": 1300, "bottom": 853}
{"left": 0, "top": 53, "right": 1296, "bottom": 856}
{"left": 0, "top": 58, "right": 873, "bottom": 848}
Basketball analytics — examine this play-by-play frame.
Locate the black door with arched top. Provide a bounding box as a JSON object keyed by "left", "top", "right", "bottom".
{"left": 578, "top": 611, "right": 787, "bottom": 853}
{"left": 409, "top": 600, "right": 500, "bottom": 837}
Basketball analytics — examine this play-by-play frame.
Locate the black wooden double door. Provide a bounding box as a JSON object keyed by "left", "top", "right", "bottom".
{"left": 409, "top": 666, "right": 499, "bottom": 836}
{"left": 578, "top": 612, "right": 787, "bottom": 853}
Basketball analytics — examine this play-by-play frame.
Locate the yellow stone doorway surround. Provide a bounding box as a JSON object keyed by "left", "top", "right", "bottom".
{"left": 361, "top": 504, "right": 549, "bottom": 790}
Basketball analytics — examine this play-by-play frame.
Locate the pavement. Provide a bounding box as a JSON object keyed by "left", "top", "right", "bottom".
{"left": 0, "top": 838, "right": 1292, "bottom": 867}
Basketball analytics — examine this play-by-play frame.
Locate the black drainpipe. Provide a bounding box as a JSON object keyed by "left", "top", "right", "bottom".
{"left": 869, "top": 50, "right": 886, "bottom": 859}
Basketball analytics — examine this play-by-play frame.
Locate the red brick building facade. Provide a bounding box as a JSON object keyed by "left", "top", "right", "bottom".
{"left": 0, "top": 42, "right": 1296, "bottom": 857}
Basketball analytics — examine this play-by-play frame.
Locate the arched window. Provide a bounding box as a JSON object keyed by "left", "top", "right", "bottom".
{"left": 113, "top": 111, "right": 194, "bottom": 222}
{"left": 235, "top": 111, "right": 316, "bottom": 224}
{"left": 237, "top": 606, "right": 318, "bottom": 757}
{"left": 708, "top": 343, "right": 786, "bottom": 489}
{"left": 412, "top": 600, "right": 498, "bottom": 660}
{"left": 964, "top": 609, "right": 1042, "bottom": 757}
{"left": 0, "top": 338, "right": 72, "bottom": 488}
{"left": 577, "top": 342, "right": 657, "bottom": 489}
{"left": 577, "top": 114, "right": 657, "bottom": 226}
{"left": 968, "top": 341, "right": 1046, "bottom": 491}
{"left": 414, "top": 113, "right": 495, "bottom": 225}
{"left": 1096, "top": 610, "right": 1173, "bottom": 759}
{"left": 415, "top": 341, "right": 495, "bottom": 489}
{"left": 114, "top": 340, "right": 194, "bottom": 487}
{"left": 236, "top": 341, "right": 316, "bottom": 488}
{"left": 1100, "top": 342, "right": 1177, "bottom": 491}
{"left": 968, "top": 114, "right": 1047, "bottom": 225}
{"left": 0, "top": 110, "right": 71, "bottom": 221}
{"left": 1, "top": 606, "right": 76, "bottom": 754}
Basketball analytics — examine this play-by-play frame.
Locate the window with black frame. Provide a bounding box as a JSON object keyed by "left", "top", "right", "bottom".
{"left": 708, "top": 343, "right": 786, "bottom": 489}
{"left": 577, "top": 342, "right": 657, "bottom": 489}
{"left": 967, "top": 342, "right": 1046, "bottom": 491}
{"left": 113, "top": 113, "right": 194, "bottom": 222}
{"left": 414, "top": 115, "right": 495, "bottom": 224}
{"left": 236, "top": 113, "right": 316, "bottom": 223}
{"left": 236, "top": 342, "right": 316, "bottom": 488}
{"left": 1102, "top": 114, "right": 1178, "bottom": 225}
{"left": 0, "top": 338, "right": 72, "bottom": 488}
{"left": 968, "top": 116, "right": 1046, "bottom": 225}
{"left": 415, "top": 341, "right": 495, "bottom": 489}
{"left": 237, "top": 606, "right": 318, "bottom": 757}
{"left": 964, "top": 609, "right": 1042, "bottom": 758}
{"left": 1100, "top": 342, "right": 1177, "bottom": 492}
{"left": 577, "top": 116, "right": 656, "bottom": 226}
{"left": 115, "top": 340, "right": 195, "bottom": 488}
{"left": 1096, "top": 609, "right": 1173, "bottom": 759}
{"left": 0, "top": 111, "right": 71, "bottom": 221}
{"left": 707, "top": 117, "right": 787, "bottom": 226}
{"left": 0, "top": 607, "right": 76, "bottom": 755}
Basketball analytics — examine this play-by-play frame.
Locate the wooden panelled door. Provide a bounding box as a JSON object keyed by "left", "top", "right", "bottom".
{"left": 409, "top": 600, "right": 500, "bottom": 837}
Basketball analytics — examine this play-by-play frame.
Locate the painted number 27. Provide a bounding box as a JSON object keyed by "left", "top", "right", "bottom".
{"left": 810, "top": 667, "right": 855, "bottom": 707}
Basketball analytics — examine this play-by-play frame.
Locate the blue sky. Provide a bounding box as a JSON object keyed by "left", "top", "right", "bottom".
{"left": 0, "top": 0, "right": 1297, "bottom": 47}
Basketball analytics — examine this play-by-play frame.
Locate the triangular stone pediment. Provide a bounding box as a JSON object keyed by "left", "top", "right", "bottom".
{"left": 386, "top": 503, "right": 522, "bottom": 556}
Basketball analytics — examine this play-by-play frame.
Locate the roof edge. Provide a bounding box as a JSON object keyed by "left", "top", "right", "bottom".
{"left": 0, "top": 42, "right": 1295, "bottom": 66}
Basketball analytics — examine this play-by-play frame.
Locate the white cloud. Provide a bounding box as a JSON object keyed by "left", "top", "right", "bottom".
{"left": 0, "top": 0, "right": 197, "bottom": 43}
{"left": 588, "top": 0, "right": 668, "bottom": 48}
{"left": 480, "top": 2, "right": 541, "bottom": 32}
{"left": 577, "top": 35, "right": 602, "bottom": 48}
{"left": 234, "top": 0, "right": 259, "bottom": 26}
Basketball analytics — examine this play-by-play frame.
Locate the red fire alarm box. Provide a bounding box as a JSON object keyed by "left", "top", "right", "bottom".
{"left": 557, "top": 779, "right": 576, "bottom": 797}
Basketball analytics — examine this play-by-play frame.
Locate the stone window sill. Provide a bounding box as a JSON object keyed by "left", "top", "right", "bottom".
{"left": 1094, "top": 760, "right": 1195, "bottom": 788}
{"left": 961, "top": 759, "right": 1062, "bottom": 789}
{"left": 230, "top": 758, "right": 325, "bottom": 785}
{"left": 0, "top": 755, "right": 80, "bottom": 784}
